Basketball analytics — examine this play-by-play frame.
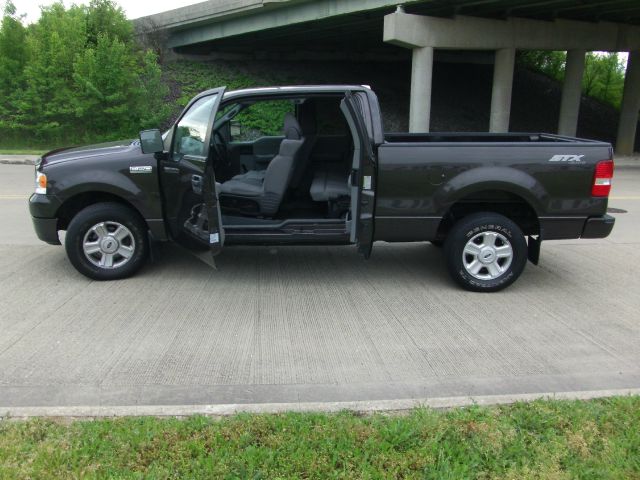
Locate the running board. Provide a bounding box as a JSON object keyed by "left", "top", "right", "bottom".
{"left": 223, "top": 218, "right": 345, "bottom": 231}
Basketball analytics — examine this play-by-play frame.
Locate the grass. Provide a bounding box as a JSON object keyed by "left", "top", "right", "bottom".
{"left": 1, "top": 396, "right": 639, "bottom": 479}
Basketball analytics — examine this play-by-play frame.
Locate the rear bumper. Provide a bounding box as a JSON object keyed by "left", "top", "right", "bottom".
{"left": 581, "top": 214, "right": 615, "bottom": 239}
{"left": 29, "top": 193, "right": 61, "bottom": 245}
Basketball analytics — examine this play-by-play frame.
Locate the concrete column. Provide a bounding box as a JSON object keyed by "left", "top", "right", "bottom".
{"left": 558, "top": 49, "right": 586, "bottom": 137}
{"left": 616, "top": 50, "right": 640, "bottom": 155}
{"left": 490, "top": 48, "right": 516, "bottom": 132}
{"left": 409, "top": 46, "right": 434, "bottom": 133}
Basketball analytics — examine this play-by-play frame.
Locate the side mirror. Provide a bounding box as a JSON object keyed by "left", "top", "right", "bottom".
{"left": 139, "top": 129, "right": 164, "bottom": 154}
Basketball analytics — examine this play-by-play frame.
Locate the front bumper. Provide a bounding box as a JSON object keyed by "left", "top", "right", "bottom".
{"left": 29, "top": 193, "right": 62, "bottom": 245}
{"left": 31, "top": 217, "right": 60, "bottom": 245}
{"left": 581, "top": 214, "right": 615, "bottom": 239}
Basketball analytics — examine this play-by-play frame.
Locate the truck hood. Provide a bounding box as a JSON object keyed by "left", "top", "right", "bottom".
{"left": 40, "top": 139, "right": 139, "bottom": 167}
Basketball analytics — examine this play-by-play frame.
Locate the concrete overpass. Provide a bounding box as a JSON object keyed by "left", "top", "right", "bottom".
{"left": 137, "top": 0, "right": 640, "bottom": 154}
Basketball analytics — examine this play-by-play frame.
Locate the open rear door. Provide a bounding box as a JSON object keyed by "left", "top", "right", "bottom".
{"left": 340, "top": 92, "right": 376, "bottom": 258}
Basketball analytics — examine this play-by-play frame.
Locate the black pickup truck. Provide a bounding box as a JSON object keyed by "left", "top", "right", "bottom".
{"left": 29, "top": 85, "right": 615, "bottom": 291}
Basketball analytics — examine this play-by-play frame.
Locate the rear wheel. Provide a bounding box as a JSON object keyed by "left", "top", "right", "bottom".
{"left": 65, "top": 203, "right": 148, "bottom": 280}
{"left": 444, "top": 212, "right": 527, "bottom": 292}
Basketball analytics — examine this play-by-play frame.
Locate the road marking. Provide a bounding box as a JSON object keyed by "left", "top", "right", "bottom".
{"left": 610, "top": 196, "right": 640, "bottom": 200}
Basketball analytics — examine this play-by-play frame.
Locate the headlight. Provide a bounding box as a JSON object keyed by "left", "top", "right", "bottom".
{"left": 35, "top": 171, "right": 47, "bottom": 194}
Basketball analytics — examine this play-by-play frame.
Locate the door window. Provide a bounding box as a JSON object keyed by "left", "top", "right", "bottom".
{"left": 172, "top": 94, "right": 218, "bottom": 161}
{"left": 230, "top": 100, "right": 294, "bottom": 142}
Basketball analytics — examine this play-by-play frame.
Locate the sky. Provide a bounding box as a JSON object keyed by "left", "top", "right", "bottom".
{"left": 9, "top": 0, "right": 201, "bottom": 22}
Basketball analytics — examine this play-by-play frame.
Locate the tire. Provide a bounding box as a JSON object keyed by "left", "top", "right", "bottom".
{"left": 444, "top": 212, "right": 527, "bottom": 292}
{"left": 65, "top": 202, "right": 149, "bottom": 280}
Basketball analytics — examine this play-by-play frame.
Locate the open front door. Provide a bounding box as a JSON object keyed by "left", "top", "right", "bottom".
{"left": 340, "top": 92, "right": 376, "bottom": 258}
{"left": 203, "top": 156, "right": 224, "bottom": 258}
{"left": 159, "top": 87, "right": 226, "bottom": 265}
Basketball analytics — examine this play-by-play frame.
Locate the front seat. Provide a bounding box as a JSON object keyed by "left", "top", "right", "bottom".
{"left": 218, "top": 113, "right": 305, "bottom": 215}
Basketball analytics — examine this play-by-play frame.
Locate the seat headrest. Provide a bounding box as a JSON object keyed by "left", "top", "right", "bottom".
{"left": 283, "top": 113, "right": 302, "bottom": 140}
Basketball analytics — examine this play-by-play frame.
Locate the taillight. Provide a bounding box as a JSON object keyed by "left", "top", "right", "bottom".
{"left": 592, "top": 160, "right": 614, "bottom": 197}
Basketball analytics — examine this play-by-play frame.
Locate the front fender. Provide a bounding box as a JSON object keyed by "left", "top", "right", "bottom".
{"left": 44, "top": 155, "right": 162, "bottom": 222}
{"left": 53, "top": 170, "right": 141, "bottom": 200}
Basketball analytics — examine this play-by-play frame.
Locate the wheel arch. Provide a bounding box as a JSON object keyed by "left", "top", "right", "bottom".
{"left": 436, "top": 188, "right": 540, "bottom": 241}
{"left": 56, "top": 191, "right": 147, "bottom": 231}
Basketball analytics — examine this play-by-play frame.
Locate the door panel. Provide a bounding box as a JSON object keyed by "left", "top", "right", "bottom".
{"left": 159, "top": 88, "right": 226, "bottom": 258}
{"left": 340, "top": 92, "right": 376, "bottom": 258}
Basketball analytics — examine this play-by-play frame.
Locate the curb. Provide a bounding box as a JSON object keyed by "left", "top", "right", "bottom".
{"left": 2, "top": 388, "right": 639, "bottom": 419}
{"left": 0, "top": 157, "right": 37, "bottom": 165}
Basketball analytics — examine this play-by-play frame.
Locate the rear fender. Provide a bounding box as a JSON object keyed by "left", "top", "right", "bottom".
{"left": 433, "top": 166, "right": 546, "bottom": 215}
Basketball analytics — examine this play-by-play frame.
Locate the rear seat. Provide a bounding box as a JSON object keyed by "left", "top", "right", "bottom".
{"left": 310, "top": 167, "right": 350, "bottom": 202}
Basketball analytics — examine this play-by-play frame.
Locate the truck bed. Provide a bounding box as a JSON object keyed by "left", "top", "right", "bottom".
{"left": 374, "top": 131, "right": 613, "bottom": 243}
{"left": 384, "top": 132, "right": 604, "bottom": 144}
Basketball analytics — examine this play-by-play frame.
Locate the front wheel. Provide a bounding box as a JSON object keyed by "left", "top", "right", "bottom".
{"left": 65, "top": 202, "right": 149, "bottom": 280}
{"left": 444, "top": 212, "right": 527, "bottom": 292}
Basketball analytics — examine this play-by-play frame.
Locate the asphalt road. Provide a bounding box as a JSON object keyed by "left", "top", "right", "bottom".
{"left": 1, "top": 163, "right": 639, "bottom": 409}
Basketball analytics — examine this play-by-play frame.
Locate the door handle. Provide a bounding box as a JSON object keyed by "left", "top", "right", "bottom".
{"left": 191, "top": 175, "right": 203, "bottom": 195}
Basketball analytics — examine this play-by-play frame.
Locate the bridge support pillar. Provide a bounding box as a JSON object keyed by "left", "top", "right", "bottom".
{"left": 490, "top": 48, "right": 516, "bottom": 132}
{"left": 616, "top": 50, "right": 640, "bottom": 155}
{"left": 409, "top": 46, "right": 434, "bottom": 133}
{"left": 558, "top": 49, "right": 586, "bottom": 137}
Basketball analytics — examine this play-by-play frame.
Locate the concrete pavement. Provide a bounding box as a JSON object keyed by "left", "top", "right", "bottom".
{"left": 1, "top": 163, "right": 639, "bottom": 412}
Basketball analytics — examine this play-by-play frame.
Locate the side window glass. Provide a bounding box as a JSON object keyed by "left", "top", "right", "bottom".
{"left": 231, "top": 100, "right": 294, "bottom": 142}
{"left": 172, "top": 94, "right": 218, "bottom": 161}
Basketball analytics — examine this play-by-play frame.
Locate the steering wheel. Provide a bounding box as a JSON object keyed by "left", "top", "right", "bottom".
{"left": 212, "top": 130, "right": 230, "bottom": 167}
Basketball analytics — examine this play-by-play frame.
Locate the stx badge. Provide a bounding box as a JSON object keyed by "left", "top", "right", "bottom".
{"left": 549, "top": 154, "right": 585, "bottom": 162}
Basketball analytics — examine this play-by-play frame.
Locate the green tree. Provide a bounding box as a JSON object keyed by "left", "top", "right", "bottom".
{"left": 583, "top": 52, "right": 625, "bottom": 109}
{"left": 519, "top": 50, "right": 566, "bottom": 80}
{"left": 73, "top": 35, "right": 168, "bottom": 140}
{"left": 135, "top": 49, "right": 170, "bottom": 129}
{"left": 520, "top": 50, "right": 626, "bottom": 110}
{"left": 0, "top": 0, "right": 170, "bottom": 147}
{"left": 16, "top": 2, "right": 87, "bottom": 142}
{"left": 0, "top": 1, "right": 28, "bottom": 137}
{"left": 73, "top": 34, "right": 139, "bottom": 139}
{"left": 85, "top": 0, "right": 132, "bottom": 46}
